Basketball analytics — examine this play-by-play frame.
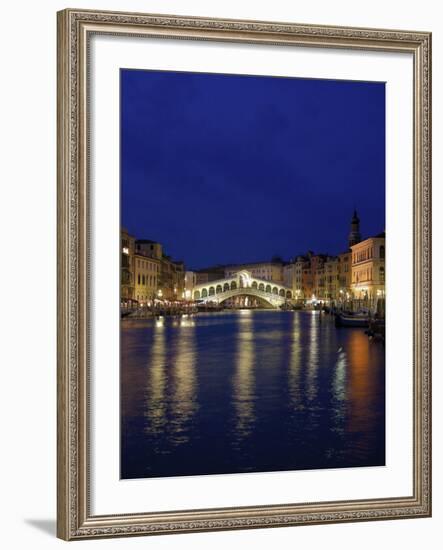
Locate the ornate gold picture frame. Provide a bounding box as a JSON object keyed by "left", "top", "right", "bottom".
{"left": 57, "top": 8, "right": 431, "bottom": 540}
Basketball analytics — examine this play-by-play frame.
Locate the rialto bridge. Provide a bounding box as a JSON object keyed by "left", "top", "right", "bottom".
{"left": 192, "top": 270, "right": 293, "bottom": 308}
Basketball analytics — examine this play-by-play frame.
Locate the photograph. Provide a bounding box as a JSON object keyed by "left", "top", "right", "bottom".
{"left": 119, "top": 68, "right": 387, "bottom": 480}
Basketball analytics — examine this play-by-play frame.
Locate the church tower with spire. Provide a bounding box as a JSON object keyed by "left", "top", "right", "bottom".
{"left": 348, "top": 209, "right": 361, "bottom": 249}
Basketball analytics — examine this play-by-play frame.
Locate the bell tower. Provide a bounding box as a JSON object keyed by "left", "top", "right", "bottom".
{"left": 348, "top": 209, "right": 361, "bottom": 249}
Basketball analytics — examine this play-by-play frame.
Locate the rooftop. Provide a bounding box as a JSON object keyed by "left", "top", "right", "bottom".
{"left": 135, "top": 239, "right": 159, "bottom": 245}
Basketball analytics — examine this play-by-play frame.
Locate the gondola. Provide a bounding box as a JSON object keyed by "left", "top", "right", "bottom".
{"left": 335, "top": 312, "right": 369, "bottom": 328}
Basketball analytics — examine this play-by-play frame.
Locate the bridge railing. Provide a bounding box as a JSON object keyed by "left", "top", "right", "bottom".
{"left": 193, "top": 277, "right": 291, "bottom": 294}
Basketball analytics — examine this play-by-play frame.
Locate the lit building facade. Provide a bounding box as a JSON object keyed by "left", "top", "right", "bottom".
{"left": 350, "top": 232, "right": 385, "bottom": 309}
{"left": 225, "top": 260, "right": 284, "bottom": 283}
{"left": 324, "top": 256, "right": 340, "bottom": 301}
{"left": 310, "top": 254, "right": 327, "bottom": 300}
{"left": 184, "top": 271, "right": 197, "bottom": 300}
{"left": 159, "top": 257, "right": 185, "bottom": 301}
{"left": 121, "top": 228, "right": 135, "bottom": 303}
{"left": 135, "top": 239, "right": 185, "bottom": 301}
{"left": 337, "top": 251, "right": 352, "bottom": 303}
{"left": 284, "top": 255, "right": 311, "bottom": 301}
{"left": 134, "top": 254, "right": 161, "bottom": 305}
{"left": 338, "top": 252, "right": 351, "bottom": 288}
{"left": 283, "top": 263, "right": 297, "bottom": 294}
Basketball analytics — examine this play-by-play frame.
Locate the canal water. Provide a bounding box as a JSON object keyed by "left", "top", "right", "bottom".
{"left": 121, "top": 310, "right": 385, "bottom": 479}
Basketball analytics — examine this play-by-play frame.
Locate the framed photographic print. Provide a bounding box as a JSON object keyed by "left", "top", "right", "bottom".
{"left": 57, "top": 8, "right": 432, "bottom": 540}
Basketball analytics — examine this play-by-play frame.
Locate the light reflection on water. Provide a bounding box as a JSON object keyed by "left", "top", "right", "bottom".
{"left": 169, "top": 322, "right": 198, "bottom": 445}
{"left": 143, "top": 323, "right": 166, "bottom": 436}
{"left": 121, "top": 310, "right": 385, "bottom": 479}
{"left": 233, "top": 312, "right": 255, "bottom": 444}
{"left": 144, "top": 321, "right": 198, "bottom": 446}
{"left": 288, "top": 311, "right": 302, "bottom": 410}
{"left": 307, "top": 312, "right": 319, "bottom": 402}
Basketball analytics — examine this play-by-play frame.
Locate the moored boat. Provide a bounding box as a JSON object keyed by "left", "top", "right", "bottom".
{"left": 335, "top": 312, "right": 369, "bottom": 328}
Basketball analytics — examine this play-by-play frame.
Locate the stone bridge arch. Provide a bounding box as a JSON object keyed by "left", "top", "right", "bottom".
{"left": 217, "top": 290, "right": 276, "bottom": 308}
{"left": 192, "top": 270, "right": 292, "bottom": 307}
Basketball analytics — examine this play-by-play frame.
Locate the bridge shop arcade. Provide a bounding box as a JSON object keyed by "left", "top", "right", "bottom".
{"left": 192, "top": 270, "right": 293, "bottom": 309}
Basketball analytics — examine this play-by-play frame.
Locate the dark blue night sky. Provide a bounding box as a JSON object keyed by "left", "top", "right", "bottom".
{"left": 121, "top": 69, "right": 385, "bottom": 270}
